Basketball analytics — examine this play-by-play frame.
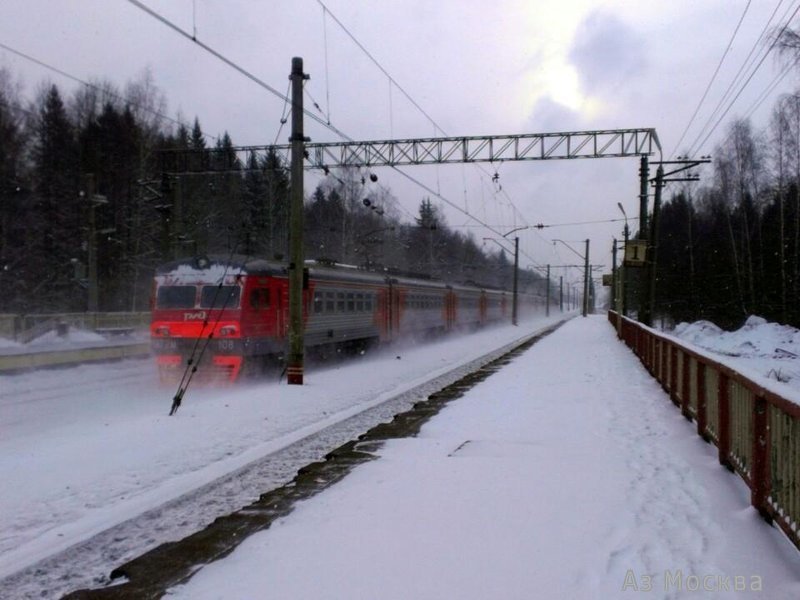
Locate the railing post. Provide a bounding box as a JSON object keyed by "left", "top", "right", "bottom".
{"left": 751, "top": 396, "right": 772, "bottom": 522}
{"left": 670, "top": 345, "right": 679, "bottom": 406}
{"left": 681, "top": 352, "right": 691, "bottom": 421}
{"left": 661, "top": 338, "right": 668, "bottom": 386}
{"left": 696, "top": 362, "right": 708, "bottom": 442}
{"left": 718, "top": 373, "right": 733, "bottom": 471}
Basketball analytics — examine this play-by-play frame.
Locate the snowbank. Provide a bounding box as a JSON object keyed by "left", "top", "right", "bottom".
{"left": 670, "top": 316, "right": 800, "bottom": 389}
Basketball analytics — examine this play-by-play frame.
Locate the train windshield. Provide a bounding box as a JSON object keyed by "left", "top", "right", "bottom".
{"left": 156, "top": 285, "right": 196, "bottom": 309}
{"left": 200, "top": 285, "right": 241, "bottom": 309}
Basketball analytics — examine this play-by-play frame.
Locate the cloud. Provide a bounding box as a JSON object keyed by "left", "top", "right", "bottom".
{"left": 568, "top": 10, "right": 648, "bottom": 94}
{"left": 525, "top": 95, "right": 584, "bottom": 131}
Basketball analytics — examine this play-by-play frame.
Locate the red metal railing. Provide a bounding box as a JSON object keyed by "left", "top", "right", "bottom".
{"left": 609, "top": 311, "right": 800, "bottom": 552}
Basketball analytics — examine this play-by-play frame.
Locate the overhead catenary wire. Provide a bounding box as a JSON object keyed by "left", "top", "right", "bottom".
{"left": 691, "top": 2, "right": 800, "bottom": 155}
{"left": 124, "top": 0, "right": 353, "bottom": 143}
{"left": 321, "top": 4, "right": 332, "bottom": 125}
{"left": 670, "top": 0, "right": 752, "bottom": 158}
{"left": 685, "top": 0, "right": 789, "bottom": 155}
{"left": 272, "top": 81, "right": 292, "bottom": 146}
{"left": 312, "top": 0, "right": 534, "bottom": 234}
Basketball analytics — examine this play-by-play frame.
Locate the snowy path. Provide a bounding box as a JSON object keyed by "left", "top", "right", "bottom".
{"left": 0, "top": 313, "right": 565, "bottom": 597}
{"left": 170, "top": 315, "right": 800, "bottom": 600}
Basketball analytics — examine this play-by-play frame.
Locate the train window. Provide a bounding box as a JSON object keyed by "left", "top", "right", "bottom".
{"left": 250, "top": 288, "right": 270, "bottom": 310}
{"left": 337, "top": 292, "right": 345, "bottom": 312}
{"left": 346, "top": 293, "right": 355, "bottom": 312}
{"left": 355, "top": 293, "right": 364, "bottom": 311}
{"left": 325, "top": 291, "right": 335, "bottom": 312}
{"left": 365, "top": 294, "right": 373, "bottom": 311}
{"left": 313, "top": 291, "right": 324, "bottom": 313}
{"left": 200, "top": 285, "right": 241, "bottom": 309}
{"left": 156, "top": 285, "right": 196, "bottom": 308}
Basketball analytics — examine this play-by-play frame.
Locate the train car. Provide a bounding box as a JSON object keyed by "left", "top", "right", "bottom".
{"left": 150, "top": 255, "right": 518, "bottom": 382}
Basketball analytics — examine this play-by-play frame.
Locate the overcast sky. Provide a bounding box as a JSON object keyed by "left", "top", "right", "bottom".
{"left": 1, "top": 0, "right": 797, "bottom": 285}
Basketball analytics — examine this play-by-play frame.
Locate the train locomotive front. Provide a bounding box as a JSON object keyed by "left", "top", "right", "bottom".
{"left": 150, "top": 255, "right": 286, "bottom": 382}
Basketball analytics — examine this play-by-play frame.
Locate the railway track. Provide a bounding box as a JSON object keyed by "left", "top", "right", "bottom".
{"left": 0, "top": 319, "right": 567, "bottom": 599}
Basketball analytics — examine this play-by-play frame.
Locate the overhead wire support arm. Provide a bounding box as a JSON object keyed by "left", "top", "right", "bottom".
{"left": 649, "top": 157, "right": 711, "bottom": 185}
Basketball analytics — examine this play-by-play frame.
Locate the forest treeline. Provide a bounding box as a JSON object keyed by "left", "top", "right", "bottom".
{"left": 0, "top": 68, "right": 542, "bottom": 313}
{"left": 656, "top": 107, "right": 800, "bottom": 330}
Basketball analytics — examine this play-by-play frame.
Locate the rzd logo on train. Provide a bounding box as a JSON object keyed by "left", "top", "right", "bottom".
{"left": 184, "top": 311, "right": 207, "bottom": 321}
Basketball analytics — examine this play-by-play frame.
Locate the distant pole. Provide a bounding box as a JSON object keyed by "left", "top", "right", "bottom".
{"left": 559, "top": 275, "right": 563, "bottom": 312}
{"left": 171, "top": 176, "right": 183, "bottom": 259}
{"left": 512, "top": 236, "right": 519, "bottom": 325}
{"left": 582, "top": 239, "right": 590, "bottom": 317}
{"left": 287, "top": 57, "right": 308, "bottom": 385}
{"left": 622, "top": 222, "right": 629, "bottom": 316}
{"left": 545, "top": 264, "right": 550, "bottom": 317}
{"left": 86, "top": 174, "right": 98, "bottom": 313}
{"left": 612, "top": 237, "right": 618, "bottom": 313}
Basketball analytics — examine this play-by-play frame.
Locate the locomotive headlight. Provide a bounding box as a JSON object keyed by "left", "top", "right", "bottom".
{"left": 155, "top": 326, "right": 170, "bottom": 336}
{"left": 220, "top": 325, "right": 238, "bottom": 336}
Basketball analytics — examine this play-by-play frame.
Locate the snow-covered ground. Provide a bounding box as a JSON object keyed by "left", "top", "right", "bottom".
{"left": 0, "top": 326, "right": 147, "bottom": 353}
{"left": 0, "top": 312, "right": 566, "bottom": 594}
{"left": 168, "top": 315, "right": 800, "bottom": 599}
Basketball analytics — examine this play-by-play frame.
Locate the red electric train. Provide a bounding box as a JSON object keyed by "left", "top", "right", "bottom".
{"left": 150, "top": 255, "right": 517, "bottom": 381}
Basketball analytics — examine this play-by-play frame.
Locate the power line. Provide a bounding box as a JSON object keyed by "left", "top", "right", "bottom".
{"left": 123, "top": 0, "right": 353, "bottom": 142}
{"left": 452, "top": 217, "right": 640, "bottom": 229}
{"left": 313, "top": 0, "right": 444, "bottom": 136}
{"left": 312, "top": 0, "right": 534, "bottom": 235}
{"left": 686, "top": 0, "right": 789, "bottom": 155}
{"left": 670, "top": 0, "right": 752, "bottom": 158}
{"left": 687, "top": 0, "right": 799, "bottom": 155}
{"left": 0, "top": 40, "right": 209, "bottom": 138}
{"left": 692, "top": 2, "right": 800, "bottom": 155}
{"left": 126, "top": 0, "right": 533, "bottom": 253}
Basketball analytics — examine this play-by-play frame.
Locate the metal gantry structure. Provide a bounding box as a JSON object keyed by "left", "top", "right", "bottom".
{"left": 160, "top": 128, "right": 661, "bottom": 175}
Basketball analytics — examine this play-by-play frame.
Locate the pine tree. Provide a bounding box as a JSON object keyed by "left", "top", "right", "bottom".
{"left": 0, "top": 68, "right": 27, "bottom": 310}
{"left": 30, "top": 84, "right": 81, "bottom": 310}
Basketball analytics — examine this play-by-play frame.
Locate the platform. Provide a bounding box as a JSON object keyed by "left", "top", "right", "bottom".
{"left": 168, "top": 316, "right": 800, "bottom": 599}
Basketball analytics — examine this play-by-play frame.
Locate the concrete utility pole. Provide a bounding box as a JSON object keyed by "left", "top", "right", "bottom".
{"left": 583, "top": 239, "right": 590, "bottom": 317}
{"left": 559, "top": 275, "right": 563, "bottom": 312}
{"left": 287, "top": 57, "right": 308, "bottom": 385}
{"left": 638, "top": 155, "right": 649, "bottom": 239}
{"left": 645, "top": 165, "right": 664, "bottom": 327}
